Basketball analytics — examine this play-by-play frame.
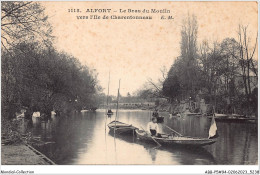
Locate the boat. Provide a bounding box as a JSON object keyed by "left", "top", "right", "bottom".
{"left": 107, "top": 131, "right": 216, "bottom": 162}
{"left": 230, "top": 114, "right": 245, "bottom": 117}
{"left": 80, "top": 109, "right": 88, "bottom": 113}
{"left": 208, "top": 115, "right": 257, "bottom": 122}
{"left": 107, "top": 112, "right": 113, "bottom": 116}
{"left": 107, "top": 80, "right": 136, "bottom": 135}
{"left": 135, "top": 129, "right": 217, "bottom": 147}
{"left": 214, "top": 113, "right": 228, "bottom": 117}
{"left": 186, "top": 113, "right": 202, "bottom": 116}
{"left": 105, "top": 72, "right": 113, "bottom": 117}
{"left": 107, "top": 120, "right": 137, "bottom": 135}
{"left": 182, "top": 109, "right": 201, "bottom": 116}
{"left": 107, "top": 109, "right": 113, "bottom": 116}
{"left": 135, "top": 113, "right": 218, "bottom": 147}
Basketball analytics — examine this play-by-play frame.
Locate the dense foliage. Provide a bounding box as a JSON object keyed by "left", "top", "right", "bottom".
{"left": 1, "top": 2, "right": 99, "bottom": 120}
{"left": 162, "top": 15, "right": 258, "bottom": 115}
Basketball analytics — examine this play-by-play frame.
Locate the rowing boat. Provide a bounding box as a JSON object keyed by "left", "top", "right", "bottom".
{"left": 135, "top": 129, "right": 216, "bottom": 147}
{"left": 107, "top": 112, "right": 113, "bottom": 117}
{"left": 107, "top": 120, "right": 137, "bottom": 135}
{"left": 207, "top": 114, "right": 257, "bottom": 123}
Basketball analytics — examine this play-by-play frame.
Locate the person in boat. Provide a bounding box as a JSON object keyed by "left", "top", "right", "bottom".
{"left": 152, "top": 109, "right": 159, "bottom": 118}
{"left": 147, "top": 117, "right": 160, "bottom": 137}
{"left": 107, "top": 109, "right": 113, "bottom": 118}
{"left": 108, "top": 109, "right": 113, "bottom": 114}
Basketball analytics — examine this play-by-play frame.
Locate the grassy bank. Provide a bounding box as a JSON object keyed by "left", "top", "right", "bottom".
{"left": 1, "top": 144, "right": 49, "bottom": 165}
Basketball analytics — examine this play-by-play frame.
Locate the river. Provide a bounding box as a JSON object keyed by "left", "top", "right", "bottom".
{"left": 24, "top": 110, "right": 258, "bottom": 165}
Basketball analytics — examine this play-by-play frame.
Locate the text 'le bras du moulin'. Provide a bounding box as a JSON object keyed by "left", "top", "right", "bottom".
{"left": 69, "top": 9, "right": 171, "bottom": 13}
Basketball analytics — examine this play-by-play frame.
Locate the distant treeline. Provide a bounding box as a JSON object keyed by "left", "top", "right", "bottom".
{"left": 1, "top": 2, "right": 100, "bottom": 120}
{"left": 162, "top": 15, "right": 258, "bottom": 115}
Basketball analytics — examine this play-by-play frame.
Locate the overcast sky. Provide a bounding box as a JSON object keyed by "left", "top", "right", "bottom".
{"left": 42, "top": 1, "right": 258, "bottom": 96}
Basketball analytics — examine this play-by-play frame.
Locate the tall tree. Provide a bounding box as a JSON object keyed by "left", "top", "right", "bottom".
{"left": 179, "top": 14, "right": 199, "bottom": 98}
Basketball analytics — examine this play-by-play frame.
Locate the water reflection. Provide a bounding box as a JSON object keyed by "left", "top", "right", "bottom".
{"left": 109, "top": 131, "right": 216, "bottom": 165}
{"left": 25, "top": 110, "right": 257, "bottom": 165}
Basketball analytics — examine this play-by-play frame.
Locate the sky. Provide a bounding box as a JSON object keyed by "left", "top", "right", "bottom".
{"left": 42, "top": 1, "right": 258, "bottom": 96}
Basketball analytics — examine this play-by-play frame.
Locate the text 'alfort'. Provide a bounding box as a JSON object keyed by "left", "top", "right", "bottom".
{"left": 68, "top": 8, "right": 171, "bottom": 14}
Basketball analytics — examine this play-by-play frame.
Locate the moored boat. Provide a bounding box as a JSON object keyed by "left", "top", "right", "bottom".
{"left": 107, "top": 120, "right": 137, "bottom": 135}
{"left": 107, "top": 109, "right": 113, "bottom": 116}
{"left": 80, "top": 109, "right": 88, "bottom": 113}
{"left": 208, "top": 116, "right": 257, "bottom": 122}
{"left": 181, "top": 109, "right": 202, "bottom": 116}
{"left": 107, "top": 112, "right": 113, "bottom": 116}
{"left": 207, "top": 114, "right": 257, "bottom": 122}
{"left": 107, "top": 80, "right": 136, "bottom": 135}
{"left": 135, "top": 129, "right": 217, "bottom": 147}
{"left": 186, "top": 113, "right": 202, "bottom": 116}
{"left": 214, "top": 113, "right": 228, "bottom": 117}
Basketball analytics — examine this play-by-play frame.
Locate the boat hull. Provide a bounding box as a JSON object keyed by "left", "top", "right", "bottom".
{"left": 208, "top": 116, "right": 257, "bottom": 123}
{"left": 108, "top": 126, "right": 136, "bottom": 135}
{"left": 135, "top": 129, "right": 216, "bottom": 147}
{"left": 107, "top": 121, "right": 137, "bottom": 135}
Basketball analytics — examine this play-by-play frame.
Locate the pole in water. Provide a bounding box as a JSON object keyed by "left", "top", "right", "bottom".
{"left": 105, "top": 113, "right": 107, "bottom": 133}
{"left": 114, "top": 79, "right": 121, "bottom": 136}
{"left": 113, "top": 130, "right": 117, "bottom": 164}
{"left": 163, "top": 124, "right": 183, "bottom": 136}
{"left": 105, "top": 71, "right": 111, "bottom": 133}
{"left": 106, "top": 71, "right": 110, "bottom": 111}
{"left": 140, "top": 126, "right": 161, "bottom": 147}
{"left": 132, "top": 129, "right": 135, "bottom": 142}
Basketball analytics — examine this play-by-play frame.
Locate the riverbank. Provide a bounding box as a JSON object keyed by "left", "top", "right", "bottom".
{"left": 1, "top": 144, "right": 55, "bottom": 165}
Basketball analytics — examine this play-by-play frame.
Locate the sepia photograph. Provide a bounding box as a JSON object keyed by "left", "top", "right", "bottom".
{"left": 0, "top": 1, "right": 259, "bottom": 173}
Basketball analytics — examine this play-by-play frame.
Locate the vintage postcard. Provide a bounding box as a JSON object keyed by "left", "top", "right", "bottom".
{"left": 1, "top": 1, "right": 259, "bottom": 174}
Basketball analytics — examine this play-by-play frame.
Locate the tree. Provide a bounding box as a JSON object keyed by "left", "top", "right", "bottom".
{"left": 136, "top": 89, "right": 153, "bottom": 99}
{"left": 162, "top": 74, "right": 181, "bottom": 102}
{"left": 1, "top": 2, "right": 53, "bottom": 119}
{"left": 1, "top": 2, "right": 52, "bottom": 51}
{"left": 163, "top": 14, "right": 200, "bottom": 101}
{"left": 180, "top": 14, "right": 199, "bottom": 98}
{"left": 2, "top": 42, "right": 99, "bottom": 119}
{"left": 237, "top": 25, "right": 257, "bottom": 97}
{"left": 162, "top": 14, "right": 258, "bottom": 115}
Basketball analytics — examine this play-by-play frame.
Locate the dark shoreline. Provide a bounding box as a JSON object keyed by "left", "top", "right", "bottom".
{"left": 1, "top": 143, "right": 55, "bottom": 165}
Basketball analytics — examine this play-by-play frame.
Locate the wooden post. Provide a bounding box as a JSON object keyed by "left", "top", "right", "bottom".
{"left": 114, "top": 79, "right": 121, "bottom": 136}
{"left": 105, "top": 71, "right": 110, "bottom": 133}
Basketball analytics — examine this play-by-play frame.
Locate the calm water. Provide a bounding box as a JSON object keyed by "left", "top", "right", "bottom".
{"left": 25, "top": 110, "right": 258, "bottom": 165}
